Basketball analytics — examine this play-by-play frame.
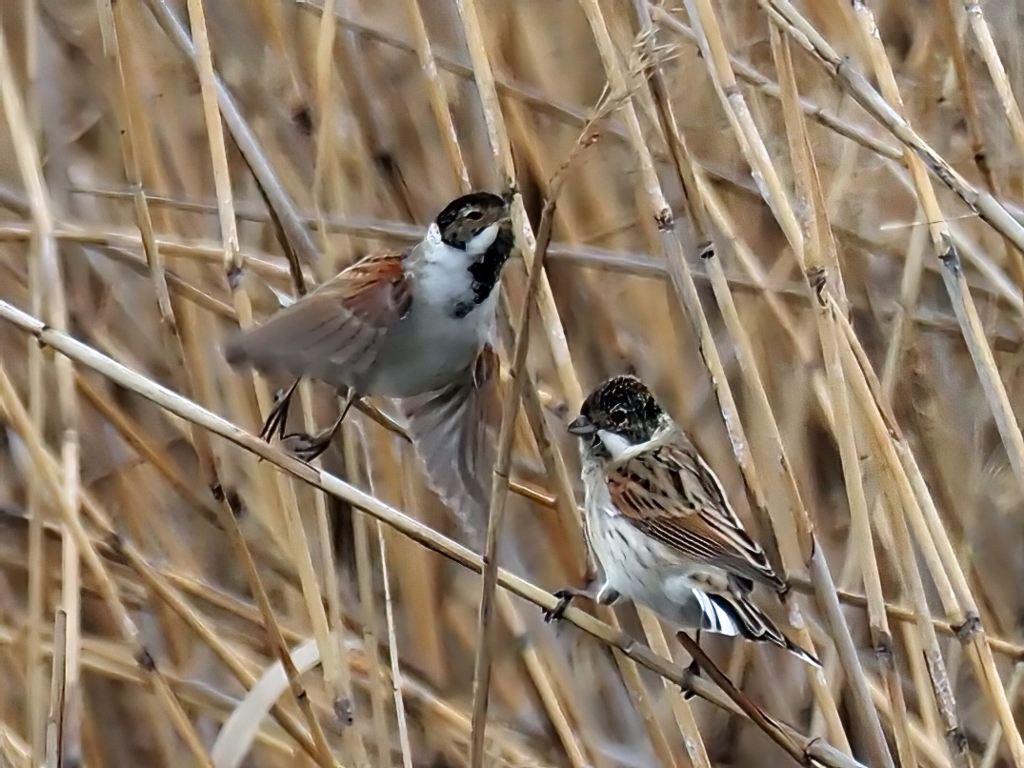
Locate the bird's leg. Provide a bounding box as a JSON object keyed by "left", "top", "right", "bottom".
{"left": 543, "top": 578, "right": 619, "bottom": 623}
{"left": 260, "top": 379, "right": 300, "bottom": 442}
{"left": 595, "top": 582, "right": 621, "bottom": 606}
{"left": 543, "top": 588, "right": 586, "bottom": 623}
{"left": 282, "top": 389, "right": 360, "bottom": 463}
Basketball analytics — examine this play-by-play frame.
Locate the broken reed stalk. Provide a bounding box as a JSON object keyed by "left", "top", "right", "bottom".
{"left": 677, "top": 632, "right": 803, "bottom": 764}
{"left": 43, "top": 609, "right": 66, "bottom": 768}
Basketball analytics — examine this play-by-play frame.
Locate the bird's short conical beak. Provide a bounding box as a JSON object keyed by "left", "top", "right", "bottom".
{"left": 568, "top": 415, "right": 596, "bottom": 436}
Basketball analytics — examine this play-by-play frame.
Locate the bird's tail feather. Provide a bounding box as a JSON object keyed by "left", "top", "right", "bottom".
{"left": 397, "top": 346, "right": 500, "bottom": 548}
{"left": 697, "top": 589, "right": 821, "bottom": 668}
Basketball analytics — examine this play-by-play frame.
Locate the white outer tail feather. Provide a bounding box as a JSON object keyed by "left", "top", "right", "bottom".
{"left": 690, "top": 588, "right": 821, "bottom": 668}
{"left": 692, "top": 588, "right": 740, "bottom": 636}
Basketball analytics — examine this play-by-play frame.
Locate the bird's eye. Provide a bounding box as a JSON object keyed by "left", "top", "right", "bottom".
{"left": 465, "top": 209, "right": 483, "bottom": 221}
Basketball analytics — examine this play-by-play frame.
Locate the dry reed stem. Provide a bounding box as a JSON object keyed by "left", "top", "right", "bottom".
{"left": 379, "top": 513, "right": 414, "bottom": 768}
{"left": 454, "top": 0, "right": 584, "bottom": 412}
{"left": 10, "top": 192, "right": 1019, "bottom": 343}
{"left": 120, "top": 542, "right": 320, "bottom": 757}
{"left": 938, "top": 1, "right": 995, "bottom": 188}
{"left": 445, "top": 0, "right": 603, "bottom": 760}
{"left": 760, "top": 0, "right": 1024, "bottom": 251}
{"left": 577, "top": 1, "right": 788, "bottom": 760}
{"left": 681, "top": 2, "right": 891, "bottom": 762}
{"left": 845, "top": 0, "right": 1024, "bottom": 514}
{"left": 980, "top": 661, "right": 1024, "bottom": 768}
{"left": 828, "top": 4, "right": 1024, "bottom": 764}
{"left": 634, "top": 13, "right": 850, "bottom": 750}
{"left": 144, "top": 0, "right": 317, "bottom": 289}
{"left": 100, "top": 2, "right": 344, "bottom": 761}
{"left": 831, "top": 308, "right": 969, "bottom": 764}
{"left": 938, "top": 0, "right": 1024, "bottom": 297}
{"left": 839, "top": 308, "right": 1024, "bottom": 768}
{"left": 963, "top": 1, "right": 1024, "bottom": 180}
{"left": 770, "top": 19, "right": 905, "bottom": 767}
{"left": 677, "top": 632, "right": 804, "bottom": 765}
{"left": 0, "top": 25, "right": 81, "bottom": 766}
{"left": 468, "top": 135, "right": 582, "bottom": 767}
{"left": 634, "top": 611, "right": 711, "bottom": 768}
{"left": 0, "top": 360, "right": 215, "bottom": 766}
{"left": 402, "top": 0, "right": 471, "bottom": 193}
{"left": 345, "top": 429, "right": 391, "bottom": 765}
{"left": 9, "top": 415, "right": 322, "bottom": 760}
{"left": 634, "top": 0, "right": 848, "bottom": 755}
{"left": 95, "top": 0, "right": 217, "bottom": 699}
{"left": 19, "top": 7, "right": 48, "bottom": 760}
{"left": 186, "top": 0, "right": 362, "bottom": 760}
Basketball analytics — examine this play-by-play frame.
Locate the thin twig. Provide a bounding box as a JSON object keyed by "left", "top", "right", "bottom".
{"left": 468, "top": 127, "right": 593, "bottom": 767}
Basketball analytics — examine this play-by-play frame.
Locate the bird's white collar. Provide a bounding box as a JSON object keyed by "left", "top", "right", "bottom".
{"left": 425, "top": 221, "right": 500, "bottom": 257}
{"left": 466, "top": 222, "right": 500, "bottom": 255}
{"left": 598, "top": 421, "right": 673, "bottom": 466}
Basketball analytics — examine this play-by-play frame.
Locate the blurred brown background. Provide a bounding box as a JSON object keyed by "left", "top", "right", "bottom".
{"left": 0, "top": 0, "right": 1023, "bottom": 766}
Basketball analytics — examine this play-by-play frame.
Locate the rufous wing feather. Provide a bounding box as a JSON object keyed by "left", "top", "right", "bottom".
{"left": 225, "top": 251, "right": 412, "bottom": 389}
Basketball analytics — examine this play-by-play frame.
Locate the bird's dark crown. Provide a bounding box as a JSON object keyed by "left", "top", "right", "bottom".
{"left": 577, "top": 375, "right": 665, "bottom": 445}
{"left": 435, "top": 192, "right": 510, "bottom": 249}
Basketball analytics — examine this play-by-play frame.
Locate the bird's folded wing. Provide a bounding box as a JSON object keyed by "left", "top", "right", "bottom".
{"left": 224, "top": 250, "right": 412, "bottom": 388}
{"left": 398, "top": 345, "right": 500, "bottom": 545}
{"left": 607, "top": 440, "right": 785, "bottom": 592}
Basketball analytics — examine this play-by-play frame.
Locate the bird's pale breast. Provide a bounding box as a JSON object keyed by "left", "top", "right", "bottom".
{"left": 582, "top": 461, "right": 727, "bottom": 628}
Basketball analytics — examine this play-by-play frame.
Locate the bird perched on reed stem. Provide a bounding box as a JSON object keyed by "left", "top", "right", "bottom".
{"left": 551, "top": 374, "right": 818, "bottom": 666}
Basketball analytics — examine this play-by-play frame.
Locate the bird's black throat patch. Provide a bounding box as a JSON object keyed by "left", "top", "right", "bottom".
{"left": 452, "top": 227, "right": 514, "bottom": 318}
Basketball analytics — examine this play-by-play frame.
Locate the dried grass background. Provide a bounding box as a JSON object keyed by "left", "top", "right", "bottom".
{"left": 1, "top": 0, "right": 1024, "bottom": 766}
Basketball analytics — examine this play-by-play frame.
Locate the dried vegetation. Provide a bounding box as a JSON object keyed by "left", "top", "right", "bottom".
{"left": 0, "top": 0, "right": 1023, "bottom": 767}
